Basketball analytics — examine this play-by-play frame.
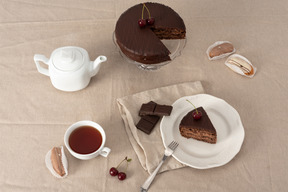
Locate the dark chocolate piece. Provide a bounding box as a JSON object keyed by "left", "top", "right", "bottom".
{"left": 139, "top": 101, "right": 173, "bottom": 117}
{"left": 142, "top": 115, "right": 160, "bottom": 124}
{"left": 139, "top": 101, "right": 157, "bottom": 116}
{"left": 136, "top": 115, "right": 160, "bottom": 134}
{"left": 154, "top": 105, "right": 173, "bottom": 116}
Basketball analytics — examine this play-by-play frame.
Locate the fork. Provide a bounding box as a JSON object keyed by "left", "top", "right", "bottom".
{"left": 140, "top": 141, "right": 179, "bottom": 192}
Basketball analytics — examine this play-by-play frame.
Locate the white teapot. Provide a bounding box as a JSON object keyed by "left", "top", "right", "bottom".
{"left": 34, "top": 46, "right": 107, "bottom": 92}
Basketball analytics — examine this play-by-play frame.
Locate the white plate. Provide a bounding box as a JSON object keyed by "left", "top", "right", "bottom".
{"left": 160, "top": 94, "right": 245, "bottom": 169}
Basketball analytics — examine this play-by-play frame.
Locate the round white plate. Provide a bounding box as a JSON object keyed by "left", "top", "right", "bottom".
{"left": 160, "top": 94, "right": 245, "bottom": 169}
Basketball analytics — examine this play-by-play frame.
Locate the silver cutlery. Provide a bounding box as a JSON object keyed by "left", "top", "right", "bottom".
{"left": 140, "top": 141, "right": 179, "bottom": 192}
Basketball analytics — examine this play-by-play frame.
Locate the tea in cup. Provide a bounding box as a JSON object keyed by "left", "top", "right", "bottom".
{"left": 64, "top": 121, "right": 111, "bottom": 160}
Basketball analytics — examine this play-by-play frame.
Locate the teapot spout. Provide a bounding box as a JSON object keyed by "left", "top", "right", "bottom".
{"left": 90, "top": 56, "right": 107, "bottom": 77}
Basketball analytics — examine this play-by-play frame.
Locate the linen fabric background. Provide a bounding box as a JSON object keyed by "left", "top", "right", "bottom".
{"left": 0, "top": 0, "right": 287, "bottom": 191}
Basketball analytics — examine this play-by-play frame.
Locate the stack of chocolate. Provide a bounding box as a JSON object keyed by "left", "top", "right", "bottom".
{"left": 136, "top": 101, "right": 173, "bottom": 134}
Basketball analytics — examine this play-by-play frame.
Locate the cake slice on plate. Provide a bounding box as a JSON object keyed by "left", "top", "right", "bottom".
{"left": 179, "top": 107, "right": 217, "bottom": 144}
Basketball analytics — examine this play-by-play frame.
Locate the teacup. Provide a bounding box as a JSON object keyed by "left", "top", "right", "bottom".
{"left": 64, "top": 121, "right": 111, "bottom": 160}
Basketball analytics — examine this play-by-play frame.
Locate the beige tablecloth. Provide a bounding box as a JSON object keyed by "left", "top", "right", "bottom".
{"left": 1, "top": 0, "right": 288, "bottom": 192}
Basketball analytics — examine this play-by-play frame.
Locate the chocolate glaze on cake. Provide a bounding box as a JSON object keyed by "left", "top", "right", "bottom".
{"left": 115, "top": 2, "right": 186, "bottom": 64}
{"left": 179, "top": 107, "right": 217, "bottom": 144}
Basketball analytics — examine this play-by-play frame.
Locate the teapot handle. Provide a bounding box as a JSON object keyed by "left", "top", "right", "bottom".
{"left": 34, "top": 54, "right": 49, "bottom": 76}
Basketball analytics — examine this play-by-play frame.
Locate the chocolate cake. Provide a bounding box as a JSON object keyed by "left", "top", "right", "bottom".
{"left": 115, "top": 2, "right": 186, "bottom": 64}
{"left": 179, "top": 107, "right": 217, "bottom": 144}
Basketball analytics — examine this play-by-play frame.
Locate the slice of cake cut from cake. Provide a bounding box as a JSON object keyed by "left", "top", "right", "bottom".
{"left": 179, "top": 107, "right": 217, "bottom": 144}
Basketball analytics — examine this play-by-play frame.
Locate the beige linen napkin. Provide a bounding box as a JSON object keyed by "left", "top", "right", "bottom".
{"left": 117, "top": 81, "right": 205, "bottom": 174}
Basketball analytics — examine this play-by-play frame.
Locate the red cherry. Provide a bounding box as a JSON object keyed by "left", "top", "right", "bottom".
{"left": 138, "top": 19, "right": 146, "bottom": 28}
{"left": 109, "top": 167, "right": 118, "bottom": 176}
{"left": 118, "top": 172, "right": 127, "bottom": 180}
{"left": 146, "top": 17, "right": 155, "bottom": 25}
{"left": 193, "top": 111, "right": 202, "bottom": 120}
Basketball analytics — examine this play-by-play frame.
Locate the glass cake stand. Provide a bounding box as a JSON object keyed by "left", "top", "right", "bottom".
{"left": 113, "top": 32, "right": 186, "bottom": 71}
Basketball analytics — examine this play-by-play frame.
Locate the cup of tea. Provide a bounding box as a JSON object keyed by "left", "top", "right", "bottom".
{"left": 64, "top": 120, "right": 111, "bottom": 160}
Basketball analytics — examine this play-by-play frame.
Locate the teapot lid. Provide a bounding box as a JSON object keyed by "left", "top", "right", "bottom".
{"left": 52, "top": 47, "right": 84, "bottom": 71}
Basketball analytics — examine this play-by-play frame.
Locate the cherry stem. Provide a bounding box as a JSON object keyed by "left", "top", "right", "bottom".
{"left": 186, "top": 99, "right": 198, "bottom": 114}
{"left": 143, "top": 3, "right": 151, "bottom": 19}
{"left": 124, "top": 158, "right": 132, "bottom": 172}
{"left": 116, "top": 156, "right": 127, "bottom": 169}
{"left": 141, "top": 4, "right": 145, "bottom": 19}
{"left": 124, "top": 161, "right": 128, "bottom": 172}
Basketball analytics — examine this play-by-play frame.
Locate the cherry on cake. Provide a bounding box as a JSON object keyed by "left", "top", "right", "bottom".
{"left": 179, "top": 107, "right": 217, "bottom": 144}
{"left": 115, "top": 2, "right": 186, "bottom": 64}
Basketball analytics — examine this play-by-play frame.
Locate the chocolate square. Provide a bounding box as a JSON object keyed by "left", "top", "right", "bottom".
{"left": 142, "top": 115, "right": 160, "bottom": 124}
{"left": 136, "top": 119, "right": 154, "bottom": 134}
{"left": 154, "top": 105, "right": 173, "bottom": 116}
{"left": 139, "top": 101, "right": 157, "bottom": 116}
{"left": 136, "top": 115, "right": 160, "bottom": 134}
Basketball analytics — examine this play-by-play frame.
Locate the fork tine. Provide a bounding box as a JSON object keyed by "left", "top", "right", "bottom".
{"left": 168, "top": 141, "right": 174, "bottom": 148}
{"left": 174, "top": 142, "right": 179, "bottom": 149}
{"left": 168, "top": 141, "right": 175, "bottom": 148}
{"left": 168, "top": 141, "right": 179, "bottom": 150}
{"left": 171, "top": 142, "right": 178, "bottom": 150}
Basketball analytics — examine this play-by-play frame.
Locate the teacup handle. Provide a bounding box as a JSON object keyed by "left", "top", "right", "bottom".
{"left": 100, "top": 147, "right": 111, "bottom": 157}
{"left": 34, "top": 54, "right": 50, "bottom": 76}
